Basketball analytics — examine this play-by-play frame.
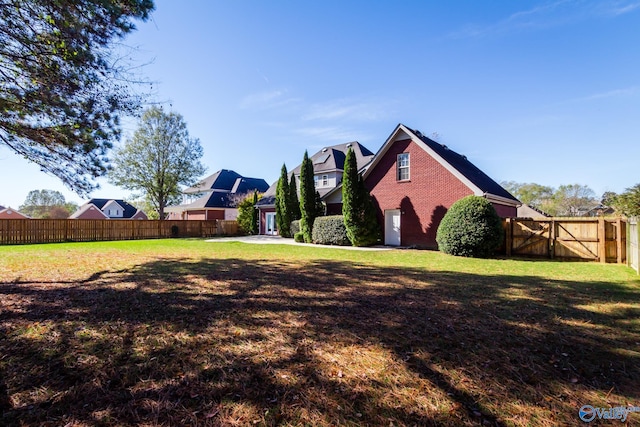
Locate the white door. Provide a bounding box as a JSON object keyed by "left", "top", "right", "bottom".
{"left": 385, "top": 209, "right": 401, "bottom": 246}
{"left": 265, "top": 212, "right": 277, "bottom": 235}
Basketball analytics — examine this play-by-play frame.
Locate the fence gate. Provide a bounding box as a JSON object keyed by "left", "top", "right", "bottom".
{"left": 630, "top": 217, "right": 639, "bottom": 273}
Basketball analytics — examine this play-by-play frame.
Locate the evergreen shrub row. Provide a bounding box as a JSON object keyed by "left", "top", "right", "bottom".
{"left": 311, "top": 215, "right": 350, "bottom": 246}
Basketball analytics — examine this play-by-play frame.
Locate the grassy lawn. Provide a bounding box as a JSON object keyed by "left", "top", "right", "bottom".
{"left": 0, "top": 239, "right": 639, "bottom": 426}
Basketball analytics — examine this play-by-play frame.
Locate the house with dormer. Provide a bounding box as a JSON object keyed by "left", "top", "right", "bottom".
{"left": 165, "top": 169, "right": 269, "bottom": 220}
{"left": 70, "top": 199, "right": 148, "bottom": 220}
{"left": 256, "top": 142, "right": 375, "bottom": 235}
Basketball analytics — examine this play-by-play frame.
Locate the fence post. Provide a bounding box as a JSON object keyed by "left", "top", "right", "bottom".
{"left": 616, "top": 218, "right": 623, "bottom": 264}
{"left": 505, "top": 218, "right": 512, "bottom": 257}
{"left": 598, "top": 218, "right": 607, "bottom": 263}
{"left": 549, "top": 220, "right": 555, "bottom": 259}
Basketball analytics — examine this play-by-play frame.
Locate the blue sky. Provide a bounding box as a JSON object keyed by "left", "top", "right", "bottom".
{"left": 1, "top": 0, "right": 639, "bottom": 208}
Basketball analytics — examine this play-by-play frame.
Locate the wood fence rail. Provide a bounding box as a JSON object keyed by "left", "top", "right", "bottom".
{"left": 0, "top": 219, "right": 238, "bottom": 245}
{"left": 503, "top": 217, "right": 626, "bottom": 263}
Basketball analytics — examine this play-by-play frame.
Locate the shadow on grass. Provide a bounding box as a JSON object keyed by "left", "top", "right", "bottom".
{"left": 1, "top": 257, "right": 639, "bottom": 426}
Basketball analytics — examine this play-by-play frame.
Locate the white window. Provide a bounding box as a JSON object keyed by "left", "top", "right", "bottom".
{"left": 314, "top": 175, "right": 319, "bottom": 187}
{"left": 322, "top": 175, "right": 329, "bottom": 187}
{"left": 397, "top": 153, "right": 410, "bottom": 181}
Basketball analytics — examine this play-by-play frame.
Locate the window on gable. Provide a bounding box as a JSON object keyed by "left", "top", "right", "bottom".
{"left": 322, "top": 175, "right": 329, "bottom": 187}
{"left": 397, "top": 153, "right": 410, "bottom": 181}
{"left": 314, "top": 175, "right": 319, "bottom": 188}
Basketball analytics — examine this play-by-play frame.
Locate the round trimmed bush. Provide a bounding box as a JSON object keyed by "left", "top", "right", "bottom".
{"left": 436, "top": 195, "right": 504, "bottom": 257}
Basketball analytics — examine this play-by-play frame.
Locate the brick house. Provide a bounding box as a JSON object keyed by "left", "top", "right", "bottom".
{"left": 0, "top": 206, "right": 30, "bottom": 219}
{"left": 70, "top": 199, "right": 148, "bottom": 220}
{"left": 165, "top": 169, "right": 268, "bottom": 220}
{"left": 256, "top": 142, "right": 374, "bottom": 235}
{"left": 363, "top": 124, "right": 520, "bottom": 248}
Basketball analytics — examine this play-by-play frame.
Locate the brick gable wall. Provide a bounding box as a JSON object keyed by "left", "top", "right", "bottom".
{"left": 365, "top": 138, "right": 475, "bottom": 248}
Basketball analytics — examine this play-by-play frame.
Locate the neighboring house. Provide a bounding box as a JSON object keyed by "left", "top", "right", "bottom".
{"left": 165, "top": 169, "right": 269, "bottom": 220}
{"left": 0, "top": 206, "right": 30, "bottom": 219}
{"left": 582, "top": 204, "right": 616, "bottom": 217}
{"left": 256, "top": 142, "right": 375, "bottom": 235}
{"left": 363, "top": 124, "right": 520, "bottom": 248}
{"left": 70, "top": 199, "right": 148, "bottom": 220}
{"left": 517, "top": 204, "right": 550, "bottom": 219}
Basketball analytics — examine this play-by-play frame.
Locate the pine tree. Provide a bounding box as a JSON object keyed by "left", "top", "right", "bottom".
{"left": 299, "top": 151, "right": 317, "bottom": 243}
{"left": 342, "top": 147, "right": 380, "bottom": 246}
{"left": 275, "top": 164, "right": 291, "bottom": 237}
{"left": 289, "top": 174, "right": 301, "bottom": 221}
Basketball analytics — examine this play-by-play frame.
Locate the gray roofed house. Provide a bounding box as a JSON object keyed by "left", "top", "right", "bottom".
{"left": 69, "top": 199, "right": 148, "bottom": 220}
{"left": 256, "top": 141, "right": 375, "bottom": 235}
{"left": 166, "top": 169, "right": 269, "bottom": 220}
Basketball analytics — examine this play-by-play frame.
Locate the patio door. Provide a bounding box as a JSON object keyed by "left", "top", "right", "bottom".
{"left": 384, "top": 209, "right": 401, "bottom": 246}
{"left": 265, "top": 212, "right": 277, "bottom": 235}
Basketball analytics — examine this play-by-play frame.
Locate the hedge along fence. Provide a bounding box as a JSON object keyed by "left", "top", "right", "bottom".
{"left": 0, "top": 219, "right": 238, "bottom": 245}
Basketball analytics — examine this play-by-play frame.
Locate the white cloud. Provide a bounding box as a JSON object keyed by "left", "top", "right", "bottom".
{"left": 447, "top": 0, "right": 640, "bottom": 39}
{"left": 449, "top": 0, "right": 573, "bottom": 39}
{"left": 302, "top": 98, "right": 391, "bottom": 122}
{"left": 239, "top": 89, "right": 299, "bottom": 110}
{"left": 294, "top": 126, "right": 368, "bottom": 143}
{"left": 605, "top": 1, "right": 640, "bottom": 16}
{"left": 575, "top": 86, "right": 639, "bottom": 102}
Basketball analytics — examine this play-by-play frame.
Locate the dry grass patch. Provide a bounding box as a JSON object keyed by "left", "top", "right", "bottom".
{"left": 0, "top": 240, "right": 639, "bottom": 426}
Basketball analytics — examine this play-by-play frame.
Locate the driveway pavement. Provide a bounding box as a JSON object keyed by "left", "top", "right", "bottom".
{"left": 206, "top": 235, "right": 393, "bottom": 251}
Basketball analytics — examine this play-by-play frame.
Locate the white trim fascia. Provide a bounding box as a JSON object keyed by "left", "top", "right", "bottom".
{"left": 256, "top": 203, "right": 276, "bottom": 209}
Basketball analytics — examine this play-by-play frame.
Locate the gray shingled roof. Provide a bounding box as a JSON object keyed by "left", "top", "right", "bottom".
{"left": 257, "top": 142, "right": 375, "bottom": 207}
{"left": 184, "top": 169, "right": 268, "bottom": 195}
{"left": 170, "top": 170, "right": 269, "bottom": 210}
{"left": 84, "top": 199, "right": 141, "bottom": 218}
{"left": 290, "top": 141, "right": 374, "bottom": 176}
{"left": 401, "top": 125, "right": 518, "bottom": 202}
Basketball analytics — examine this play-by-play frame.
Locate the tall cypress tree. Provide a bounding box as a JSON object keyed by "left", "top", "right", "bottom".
{"left": 275, "top": 163, "right": 291, "bottom": 237}
{"left": 289, "top": 174, "right": 301, "bottom": 221}
{"left": 251, "top": 190, "right": 259, "bottom": 235}
{"left": 299, "top": 151, "right": 317, "bottom": 243}
{"left": 342, "top": 147, "right": 380, "bottom": 246}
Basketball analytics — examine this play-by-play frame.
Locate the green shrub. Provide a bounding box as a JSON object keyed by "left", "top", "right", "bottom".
{"left": 294, "top": 232, "right": 305, "bottom": 243}
{"left": 290, "top": 220, "right": 300, "bottom": 236}
{"left": 311, "top": 215, "right": 350, "bottom": 246}
{"left": 436, "top": 195, "right": 504, "bottom": 258}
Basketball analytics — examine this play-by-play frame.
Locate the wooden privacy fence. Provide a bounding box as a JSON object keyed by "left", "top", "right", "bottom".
{"left": 504, "top": 217, "right": 626, "bottom": 263}
{"left": 0, "top": 219, "right": 238, "bottom": 245}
